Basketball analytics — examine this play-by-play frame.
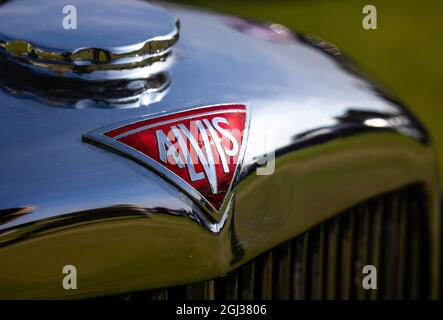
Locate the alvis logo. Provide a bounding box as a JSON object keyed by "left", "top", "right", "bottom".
{"left": 83, "top": 104, "right": 250, "bottom": 221}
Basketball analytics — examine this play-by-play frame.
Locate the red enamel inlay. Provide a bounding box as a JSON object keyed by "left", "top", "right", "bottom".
{"left": 104, "top": 104, "right": 247, "bottom": 211}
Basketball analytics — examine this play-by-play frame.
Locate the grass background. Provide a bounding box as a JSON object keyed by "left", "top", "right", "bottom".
{"left": 175, "top": 0, "right": 443, "bottom": 182}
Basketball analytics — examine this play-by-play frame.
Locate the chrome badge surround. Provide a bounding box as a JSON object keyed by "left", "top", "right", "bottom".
{"left": 82, "top": 103, "right": 251, "bottom": 224}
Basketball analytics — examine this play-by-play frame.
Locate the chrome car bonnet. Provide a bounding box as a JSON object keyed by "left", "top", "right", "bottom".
{"left": 0, "top": 0, "right": 439, "bottom": 298}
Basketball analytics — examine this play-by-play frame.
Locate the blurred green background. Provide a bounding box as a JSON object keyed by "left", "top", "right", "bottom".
{"left": 176, "top": 0, "right": 443, "bottom": 182}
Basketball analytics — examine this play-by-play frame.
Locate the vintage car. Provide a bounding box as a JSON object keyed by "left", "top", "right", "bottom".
{"left": 0, "top": 0, "right": 440, "bottom": 299}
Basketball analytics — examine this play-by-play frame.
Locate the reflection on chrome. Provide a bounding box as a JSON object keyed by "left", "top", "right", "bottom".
{"left": 364, "top": 115, "right": 410, "bottom": 128}
{"left": 0, "top": 0, "right": 178, "bottom": 108}
{"left": 0, "top": 206, "right": 36, "bottom": 225}
{"left": 0, "top": 54, "right": 171, "bottom": 108}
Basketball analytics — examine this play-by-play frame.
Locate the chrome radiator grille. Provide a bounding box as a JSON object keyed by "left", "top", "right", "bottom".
{"left": 116, "top": 184, "right": 431, "bottom": 300}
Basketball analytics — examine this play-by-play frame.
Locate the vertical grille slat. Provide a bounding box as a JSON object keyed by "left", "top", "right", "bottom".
{"left": 292, "top": 235, "right": 304, "bottom": 299}
{"left": 300, "top": 233, "right": 310, "bottom": 299}
{"left": 381, "top": 192, "right": 400, "bottom": 299}
{"left": 370, "top": 198, "right": 383, "bottom": 300}
{"left": 409, "top": 189, "right": 430, "bottom": 299}
{"left": 224, "top": 270, "right": 239, "bottom": 300}
{"left": 116, "top": 184, "right": 431, "bottom": 301}
{"left": 396, "top": 190, "right": 408, "bottom": 299}
{"left": 256, "top": 251, "right": 273, "bottom": 299}
{"left": 238, "top": 261, "right": 255, "bottom": 300}
{"left": 353, "top": 205, "right": 371, "bottom": 299}
{"left": 310, "top": 227, "right": 326, "bottom": 299}
{"left": 409, "top": 202, "right": 421, "bottom": 299}
{"left": 326, "top": 216, "right": 340, "bottom": 299}
{"left": 339, "top": 211, "right": 355, "bottom": 299}
{"left": 362, "top": 205, "right": 373, "bottom": 300}
{"left": 273, "top": 242, "right": 292, "bottom": 299}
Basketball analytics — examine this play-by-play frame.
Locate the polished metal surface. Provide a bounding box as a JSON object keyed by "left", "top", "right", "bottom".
{"left": 0, "top": 1, "right": 440, "bottom": 298}
{"left": 0, "top": 0, "right": 178, "bottom": 108}
{"left": 0, "top": 0, "right": 179, "bottom": 79}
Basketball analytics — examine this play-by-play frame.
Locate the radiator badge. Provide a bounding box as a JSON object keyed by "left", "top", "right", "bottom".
{"left": 83, "top": 104, "right": 250, "bottom": 222}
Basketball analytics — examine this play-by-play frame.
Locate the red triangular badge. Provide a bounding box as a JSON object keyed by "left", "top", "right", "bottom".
{"left": 83, "top": 104, "right": 249, "bottom": 221}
